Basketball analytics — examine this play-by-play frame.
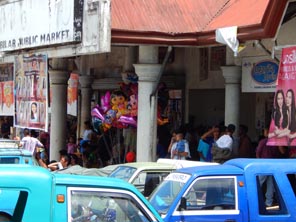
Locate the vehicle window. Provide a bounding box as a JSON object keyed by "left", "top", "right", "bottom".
{"left": 133, "top": 171, "right": 170, "bottom": 197}
{"left": 0, "top": 157, "right": 20, "bottom": 164}
{"left": 69, "top": 189, "right": 151, "bottom": 222}
{"left": 149, "top": 173, "right": 190, "bottom": 215}
{"left": 0, "top": 189, "right": 28, "bottom": 221}
{"left": 287, "top": 174, "right": 296, "bottom": 196}
{"left": 183, "top": 177, "right": 236, "bottom": 210}
{"left": 109, "top": 166, "right": 137, "bottom": 182}
{"left": 256, "top": 175, "right": 288, "bottom": 215}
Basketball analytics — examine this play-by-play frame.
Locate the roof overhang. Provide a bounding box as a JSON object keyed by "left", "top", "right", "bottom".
{"left": 111, "top": 0, "right": 288, "bottom": 46}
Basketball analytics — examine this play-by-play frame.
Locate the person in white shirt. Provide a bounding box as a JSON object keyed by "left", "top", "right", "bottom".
{"left": 82, "top": 120, "right": 93, "bottom": 141}
{"left": 20, "top": 128, "right": 44, "bottom": 155}
{"left": 212, "top": 124, "right": 235, "bottom": 163}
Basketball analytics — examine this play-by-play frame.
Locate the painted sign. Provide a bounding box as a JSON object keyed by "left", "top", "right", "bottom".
{"left": 0, "top": 0, "right": 83, "bottom": 52}
{"left": 14, "top": 54, "right": 48, "bottom": 131}
{"left": 242, "top": 56, "right": 278, "bottom": 92}
{"left": 267, "top": 46, "right": 296, "bottom": 146}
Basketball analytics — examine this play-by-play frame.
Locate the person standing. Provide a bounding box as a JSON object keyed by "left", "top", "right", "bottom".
{"left": 1, "top": 117, "right": 11, "bottom": 139}
{"left": 167, "top": 130, "right": 177, "bottom": 156}
{"left": 170, "top": 130, "right": 190, "bottom": 160}
{"left": 82, "top": 120, "right": 94, "bottom": 141}
{"left": 238, "top": 124, "right": 254, "bottom": 158}
{"left": 212, "top": 124, "right": 235, "bottom": 163}
{"left": 256, "top": 128, "right": 283, "bottom": 207}
{"left": 20, "top": 128, "right": 44, "bottom": 156}
{"left": 67, "top": 135, "right": 78, "bottom": 154}
{"left": 198, "top": 125, "right": 220, "bottom": 162}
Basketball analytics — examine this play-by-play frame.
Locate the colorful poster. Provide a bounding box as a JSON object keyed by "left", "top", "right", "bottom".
{"left": 67, "top": 73, "right": 78, "bottom": 116}
{"left": 2, "top": 81, "right": 14, "bottom": 115}
{"left": 0, "top": 63, "right": 14, "bottom": 116}
{"left": 267, "top": 46, "right": 296, "bottom": 146}
{"left": 14, "top": 54, "right": 48, "bottom": 131}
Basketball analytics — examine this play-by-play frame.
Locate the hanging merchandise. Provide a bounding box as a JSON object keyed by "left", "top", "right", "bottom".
{"left": 91, "top": 71, "right": 170, "bottom": 132}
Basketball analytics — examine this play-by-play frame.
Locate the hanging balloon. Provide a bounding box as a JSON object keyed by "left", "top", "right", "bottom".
{"left": 103, "top": 109, "right": 117, "bottom": 129}
{"left": 100, "top": 91, "right": 111, "bottom": 113}
{"left": 118, "top": 115, "right": 137, "bottom": 127}
{"left": 92, "top": 116, "right": 103, "bottom": 133}
{"left": 91, "top": 106, "right": 105, "bottom": 121}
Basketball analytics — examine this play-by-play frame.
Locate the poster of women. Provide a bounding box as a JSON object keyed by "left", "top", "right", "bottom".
{"left": 267, "top": 46, "right": 296, "bottom": 146}
{"left": 14, "top": 54, "right": 48, "bottom": 131}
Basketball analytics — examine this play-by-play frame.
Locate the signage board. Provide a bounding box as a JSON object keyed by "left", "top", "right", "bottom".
{"left": 0, "top": 0, "right": 83, "bottom": 52}
{"left": 242, "top": 56, "right": 278, "bottom": 92}
{"left": 0, "top": 0, "right": 111, "bottom": 59}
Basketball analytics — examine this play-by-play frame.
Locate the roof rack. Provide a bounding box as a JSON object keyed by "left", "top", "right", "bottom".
{"left": 0, "top": 139, "right": 21, "bottom": 149}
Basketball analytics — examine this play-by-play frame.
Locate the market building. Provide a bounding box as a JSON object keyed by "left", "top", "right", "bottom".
{"left": 0, "top": 0, "right": 295, "bottom": 162}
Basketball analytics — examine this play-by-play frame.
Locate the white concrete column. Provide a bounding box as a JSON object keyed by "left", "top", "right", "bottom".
{"left": 49, "top": 70, "right": 70, "bottom": 161}
{"left": 221, "top": 66, "right": 241, "bottom": 133}
{"left": 79, "top": 75, "right": 93, "bottom": 136}
{"left": 134, "top": 64, "right": 161, "bottom": 162}
{"left": 221, "top": 65, "right": 241, "bottom": 159}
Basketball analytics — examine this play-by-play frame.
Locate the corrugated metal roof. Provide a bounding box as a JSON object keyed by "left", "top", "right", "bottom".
{"left": 111, "top": 0, "right": 288, "bottom": 45}
{"left": 112, "top": 0, "right": 231, "bottom": 33}
{"left": 206, "top": 0, "right": 270, "bottom": 30}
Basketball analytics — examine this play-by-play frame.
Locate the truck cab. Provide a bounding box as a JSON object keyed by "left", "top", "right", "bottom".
{"left": 0, "top": 165, "right": 163, "bottom": 222}
{"left": 149, "top": 158, "right": 296, "bottom": 222}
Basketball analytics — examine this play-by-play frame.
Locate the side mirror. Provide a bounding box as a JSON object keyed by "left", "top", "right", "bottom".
{"left": 178, "top": 197, "right": 187, "bottom": 211}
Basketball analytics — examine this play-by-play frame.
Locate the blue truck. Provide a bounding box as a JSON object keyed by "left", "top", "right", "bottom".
{"left": 0, "top": 165, "right": 163, "bottom": 222}
{"left": 149, "top": 158, "right": 296, "bottom": 222}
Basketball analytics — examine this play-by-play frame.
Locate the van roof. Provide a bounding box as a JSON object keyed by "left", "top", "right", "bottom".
{"left": 0, "top": 165, "right": 142, "bottom": 193}
{"left": 175, "top": 158, "right": 296, "bottom": 177}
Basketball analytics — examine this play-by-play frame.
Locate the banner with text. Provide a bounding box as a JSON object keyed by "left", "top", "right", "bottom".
{"left": 267, "top": 46, "right": 296, "bottom": 146}
{"left": 14, "top": 54, "right": 48, "bottom": 131}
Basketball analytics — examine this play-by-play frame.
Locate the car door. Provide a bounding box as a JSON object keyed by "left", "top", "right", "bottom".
{"left": 168, "top": 176, "right": 244, "bottom": 222}
{"left": 67, "top": 187, "right": 160, "bottom": 222}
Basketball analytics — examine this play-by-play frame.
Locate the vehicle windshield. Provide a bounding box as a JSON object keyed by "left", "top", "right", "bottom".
{"left": 109, "top": 166, "right": 137, "bottom": 182}
{"left": 149, "top": 172, "right": 191, "bottom": 215}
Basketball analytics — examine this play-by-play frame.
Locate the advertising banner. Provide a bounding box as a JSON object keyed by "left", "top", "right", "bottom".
{"left": 242, "top": 56, "right": 278, "bottom": 92}
{"left": 14, "top": 54, "right": 48, "bottom": 131}
{"left": 0, "top": 63, "right": 14, "bottom": 116}
{"left": 67, "top": 73, "right": 78, "bottom": 116}
{"left": 1, "top": 81, "right": 14, "bottom": 116}
{"left": 267, "top": 46, "right": 296, "bottom": 146}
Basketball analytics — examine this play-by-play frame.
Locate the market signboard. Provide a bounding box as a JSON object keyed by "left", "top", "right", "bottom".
{"left": 0, "top": 0, "right": 111, "bottom": 57}
{"left": 242, "top": 56, "right": 278, "bottom": 92}
{"left": 0, "top": 0, "right": 83, "bottom": 52}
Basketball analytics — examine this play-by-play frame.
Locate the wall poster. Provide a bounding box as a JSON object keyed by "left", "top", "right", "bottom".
{"left": 14, "top": 54, "right": 48, "bottom": 131}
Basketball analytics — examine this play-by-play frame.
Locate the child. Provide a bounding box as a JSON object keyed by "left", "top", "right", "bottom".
{"left": 67, "top": 135, "right": 77, "bottom": 154}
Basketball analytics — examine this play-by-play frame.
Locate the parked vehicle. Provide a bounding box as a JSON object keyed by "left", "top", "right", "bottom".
{"left": 0, "top": 139, "right": 41, "bottom": 218}
{"left": 109, "top": 159, "right": 218, "bottom": 197}
{"left": 149, "top": 158, "right": 296, "bottom": 222}
{"left": 0, "top": 139, "right": 38, "bottom": 165}
{"left": 0, "top": 165, "right": 163, "bottom": 222}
